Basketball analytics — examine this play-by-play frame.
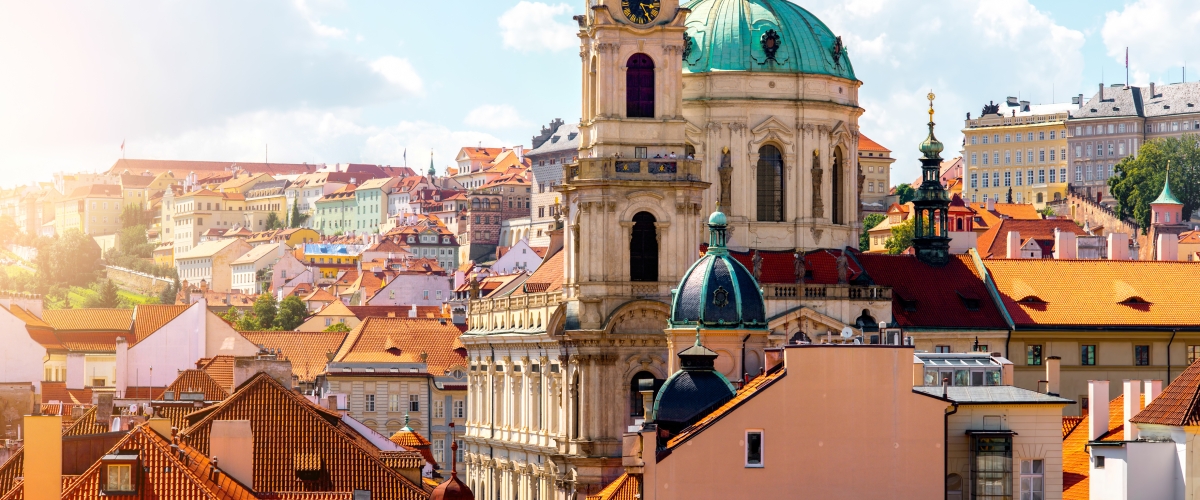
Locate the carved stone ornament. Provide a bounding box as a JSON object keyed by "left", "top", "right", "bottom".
{"left": 831, "top": 36, "right": 844, "bottom": 68}
{"left": 761, "top": 29, "right": 781, "bottom": 62}
{"left": 811, "top": 227, "right": 823, "bottom": 244}
{"left": 810, "top": 149, "right": 824, "bottom": 219}
{"left": 682, "top": 32, "right": 694, "bottom": 61}
{"left": 718, "top": 147, "right": 733, "bottom": 215}
{"left": 752, "top": 249, "right": 763, "bottom": 281}
{"left": 793, "top": 251, "right": 806, "bottom": 285}
{"left": 836, "top": 250, "right": 849, "bottom": 285}
{"left": 712, "top": 286, "right": 730, "bottom": 308}
{"left": 857, "top": 163, "right": 866, "bottom": 219}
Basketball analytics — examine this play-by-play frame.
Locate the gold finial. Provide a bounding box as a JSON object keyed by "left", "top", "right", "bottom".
{"left": 722, "top": 146, "right": 730, "bottom": 155}
{"left": 927, "top": 90, "right": 936, "bottom": 121}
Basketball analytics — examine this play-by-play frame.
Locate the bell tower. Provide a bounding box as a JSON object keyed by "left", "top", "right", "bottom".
{"left": 912, "top": 91, "right": 951, "bottom": 266}
{"left": 563, "top": 0, "right": 708, "bottom": 330}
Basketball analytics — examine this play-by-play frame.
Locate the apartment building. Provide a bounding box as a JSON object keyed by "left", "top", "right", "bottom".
{"left": 962, "top": 97, "right": 1073, "bottom": 209}
{"left": 54, "top": 184, "right": 123, "bottom": 236}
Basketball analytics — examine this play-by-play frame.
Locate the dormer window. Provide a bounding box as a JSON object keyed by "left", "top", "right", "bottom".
{"left": 1017, "top": 295, "right": 1045, "bottom": 305}
{"left": 101, "top": 451, "right": 140, "bottom": 494}
{"left": 956, "top": 290, "right": 981, "bottom": 311}
{"left": 1119, "top": 296, "right": 1150, "bottom": 306}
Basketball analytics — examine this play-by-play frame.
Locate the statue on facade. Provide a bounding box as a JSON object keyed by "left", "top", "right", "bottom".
{"left": 752, "top": 249, "right": 763, "bottom": 281}
{"left": 835, "top": 249, "right": 849, "bottom": 284}
{"left": 811, "top": 149, "right": 824, "bottom": 218}
{"left": 469, "top": 276, "right": 480, "bottom": 299}
{"left": 857, "top": 162, "right": 866, "bottom": 219}
{"left": 1006, "top": 187, "right": 1013, "bottom": 204}
{"left": 718, "top": 147, "right": 733, "bottom": 215}
{"left": 794, "top": 250, "right": 806, "bottom": 285}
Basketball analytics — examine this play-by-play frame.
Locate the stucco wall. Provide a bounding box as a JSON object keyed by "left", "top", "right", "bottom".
{"left": 366, "top": 274, "right": 453, "bottom": 307}
{"left": 947, "top": 405, "right": 1068, "bottom": 500}
{"left": 0, "top": 307, "right": 47, "bottom": 392}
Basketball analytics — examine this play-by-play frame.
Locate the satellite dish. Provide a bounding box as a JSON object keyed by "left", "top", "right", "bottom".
{"left": 840, "top": 326, "right": 854, "bottom": 339}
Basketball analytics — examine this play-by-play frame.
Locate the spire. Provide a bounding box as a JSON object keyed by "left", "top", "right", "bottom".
{"left": 919, "top": 91, "right": 944, "bottom": 160}
{"left": 429, "top": 151, "right": 436, "bottom": 177}
{"left": 1153, "top": 162, "right": 1182, "bottom": 205}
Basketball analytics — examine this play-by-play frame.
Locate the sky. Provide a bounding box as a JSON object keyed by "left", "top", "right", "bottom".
{"left": 1, "top": 0, "right": 1198, "bottom": 189}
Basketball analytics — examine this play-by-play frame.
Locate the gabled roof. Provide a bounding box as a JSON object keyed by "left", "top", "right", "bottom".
{"left": 179, "top": 373, "right": 426, "bottom": 498}
{"left": 984, "top": 259, "right": 1200, "bottom": 327}
{"left": 106, "top": 159, "right": 320, "bottom": 177}
{"left": 42, "top": 309, "right": 133, "bottom": 331}
{"left": 346, "top": 305, "right": 444, "bottom": 320}
{"left": 968, "top": 202, "right": 1043, "bottom": 228}
{"left": 67, "top": 184, "right": 122, "bottom": 200}
{"left": 198, "top": 356, "right": 236, "bottom": 392}
{"left": 40, "top": 382, "right": 93, "bottom": 405}
{"left": 1062, "top": 396, "right": 1126, "bottom": 500}
{"left": 1131, "top": 359, "right": 1200, "bottom": 426}
{"left": 331, "top": 317, "right": 466, "bottom": 376}
{"left": 163, "top": 369, "right": 229, "bottom": 401}
{"left": 665, "top": 367, "right": 787, "bottom": 450}
{"left": 513, "top": 250, "right": 563, "bottom": 295}
{"left": 131, "top": 304, "right": 191, "bottom": 344}
{"left": 175, "top": 238, "right": 246, "bottom": 260}
{"left": 304, "top": 288, "right": 339, "bottom": 303}
{"left": 976, "top": 219, "right": 1085, "bottom": 259}
{"left": 857, "top": 133, "right": 890, "bottom": 153}
{"left": 857, "top": 254, "right": 1009, "bottom": 330}
{"left": 231, "top": 242, "right": 284, "bottom": 265}
{"left": 587, "top": 473, "right": 641, "bottom": 500}
{"left": 238, "top": 330, "right": 349, "bottom": 383}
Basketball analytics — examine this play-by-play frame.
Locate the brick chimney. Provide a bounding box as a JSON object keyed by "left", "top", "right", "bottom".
{"left": 1054, "top": 229, "right": 1077, "bottom": 259}
{"left": 210, "top": 420, "right": 254, "bottom": 489}
{"left": 1045, "top": 356, "right": 1060, "bottom": 396}
{"left": 1006, "top": 231, "right": 1022, "bottom": 259}
{"left": 1089, "top": 380, "right": 1110, "bottom": 441}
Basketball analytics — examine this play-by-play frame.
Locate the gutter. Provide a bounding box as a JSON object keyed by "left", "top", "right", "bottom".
{"left": 968, "top": 248, "right": 1016, "bottom": 357}
{"left": 1168, "top": 328, "right": 1178, "bottom": 383}
{"left": 944, "top": 401, "right": 959, "bottom": 500}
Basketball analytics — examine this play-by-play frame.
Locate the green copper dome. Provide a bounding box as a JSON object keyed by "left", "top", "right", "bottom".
{"left": 682, "top": 0, "right": 856, "bottom": 80}
{"left": 1152, "top": 170, "right": 1182, "bottom": 205}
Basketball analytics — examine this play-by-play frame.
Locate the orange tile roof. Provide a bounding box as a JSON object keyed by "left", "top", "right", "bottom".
{"left": 61, "top": 424, "right": 258, "bottom": 500}
{"left": 347, "top": 306, "right": 444, "bottom": 320}
{"left": 665, "top": 367, "right": 787, "bottom": 450}
{"left": 166, "top": 369, "right": 230, "bottom": 401}
{"left": 1062, "top": 396, "right": 1127, "bottom": 500}
{"left": 587, "top": 473, "right": 641, "bottom": 500}
{"left": 304, "top": 288, "right": 339, "bottom": 303}
{"left": 857, "top": 133, "right": 890, "bottom": 152}
{"left": 238, "top": 331, "right": 348, "bottom": 383}
{"left": 984, "top": 259, "right": 1200, "bottom": 327}
{"left": 131, "top": 304, "right": 191, "bottom": 344}
{"left": 198, "top": 356, "right": 237, "bottom": 392}
{"left": 0, "top": 449, "right": 22, "bottom": 500}
{"left": 106, "top": 158, "right": 319, "bottom": 177}
{"left": 378, "top": 450, "right": 425, "bottom": 470}
{"left": 976, "top": 219, "right": 1086, "bottom": 259}
{"left": 1131, "top": 359, "right": 1200, "bottom": 426}
{"left": 61, "top": 406, "right": 112, "bottom": 437}
{"left": 969, "top": 202, "right": 1044, "bottom": 227}
{"left": 122, "top": 386, "right": 166, "bottom": 399}
{"left": 513, "top": 250, "right": 563, "bottom": 295}
{"left": 331, "top": 318, "right": 467, "bottom": 376}
{"left": 40, "top": 382, "right": 93, "bottom": 405}
{"left": 179, "top": 373, "right": 427, "bottom": 498}
{"left": 1179, "top": 230, "right": 1200, "bottom": 244}
{"left": 42, "top": 309, "right": 133, "bottom": 331}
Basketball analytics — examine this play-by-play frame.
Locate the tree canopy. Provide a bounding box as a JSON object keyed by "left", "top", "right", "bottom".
{"left": 884, "top": 217, "right": 915, "bottom": 255}
{"left": 894, "top": 184, "right": 916, "bottom": 205}
{"left": 252, "top": 293, "right": 278, "bottom": 330}
{"left": 275, "top": 295, "right": 307, "bottom": 331}
{"left": 34, "top": 230, "right": 103, "bottom": 291}
{"left": 859, "top": 213, "right": 885, "bottom": 251}
{"left": 1109, "top": 136, "right": 1200, "bottom": 232}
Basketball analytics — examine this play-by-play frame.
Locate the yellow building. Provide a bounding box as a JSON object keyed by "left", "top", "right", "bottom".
{"left": 54, "top": 184, "right": 123, "bottom": 236}
{"left": 244, "top": 179, "right": 289, "bottom": 221}
{"left": 298, "top": 243, "right": 364, "bottom": 279}
{"left": 216, "top": 172, "right": 273, "bottom": 194}
{"left": 858, "top": 134, "right": 895, "bottom": 210}
{"left": 245, "top": 227, "right": 320, "bottom": 248}
{"left": 962, "top": 98, "right": 1073, "bottom": 209}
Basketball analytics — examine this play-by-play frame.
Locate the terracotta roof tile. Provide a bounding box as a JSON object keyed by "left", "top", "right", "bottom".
{"left": 858, "top": 253, "right": 1009, "bottom": 329}
{"left": 122, "top": 387, "right": 166, "bottom": 399}
{"left": 238, "top": 331, "right": 348, "bottom": 383}
{"left": 665, "top": 367, "right": 787, "bottom": 450}
{"left": 587, "top": 473, "right": 641, "bottom": 500}
{"left": 331, "top": 318, "right": 467, "bottom": 376}
{"left": 63, "top": 406, "right": 112, "bottom": 436}
{"left": 0, "top": 450, "right": 22, "bottom": 498}
{"left": 857, "top": 133, "right": 890, "bottom": 153}
{"left": 985, "top": 259, "right": 1200, "bottom": 327}
{"left": 198, "top": 356, "right": 237, "bottom": 392}
{"left": 42, "top": 309, "right": 133, "bottom": 331}
{"left": 347, "top": 306, "right": 444, "bottom": 320}
{"left": 166, "top": 369, "right": 230, "bottom": 401}
{"left": 1063, "top": 396, "right": 1126, "bottom": 500}
{"left": 378, "top": 450, "right": 425, "bottom": 471}
{"left": 513, "top": 251, "right": 563, "bottom": 295}
{"left": 130, "top": 304, "right": 193, "bottom": 344}
{"left": 179, "top": 373, "right": 427, "bottom": 498}
{"left": 976, "top": 219, "right": 1085, "bottom": 258}
{"left": 1131, "top": 359, "right": 1200, "bottom": 426}
{"left": 40, "top": 382, "right": 93, "bottom": 405}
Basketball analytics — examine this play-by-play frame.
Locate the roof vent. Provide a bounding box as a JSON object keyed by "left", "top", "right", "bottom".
{"left": 1017, "top": 295, "right": 1046, "bottom": 304}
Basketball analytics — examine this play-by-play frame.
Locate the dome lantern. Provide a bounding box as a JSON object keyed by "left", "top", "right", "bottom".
{"left": 669, "top": 211, "right": 766, "bottom": 329}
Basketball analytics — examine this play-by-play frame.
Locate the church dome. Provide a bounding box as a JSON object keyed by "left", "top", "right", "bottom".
{"left": 670, "top": 212, "right": 767, "bottom": 329}
{"left": 682, "top": 0, "right": 856, "bottom": 80}
{"left": 652, "top": 332, "right": 738, "bottom": 433}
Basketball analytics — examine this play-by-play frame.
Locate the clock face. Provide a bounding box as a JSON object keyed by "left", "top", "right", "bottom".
{"left": 622, "top": 0, "right": 660, "bottom": 24}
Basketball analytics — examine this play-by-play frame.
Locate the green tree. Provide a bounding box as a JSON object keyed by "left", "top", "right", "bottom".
{"left": 290, "top": 203, "right": 309, "bottom": 228}
{"left": 88, "top": 280, "right": 121, "bottom": 308}
{"left": 884, "top": 217, "right": 915, "bottom": 255}
{"left": 119, "top": 204, "right": 153, "bottom": 228}
{"left": 158, "top": 277, "right": 180, "bottom": 305}
{"left": 894, "top": 184, "right": 916, "bottom": 204}
{"left": 265, "top": 212, "right": 283, "bottom": 230}
{"left": 252, "top": 293, "right": 278, "bottom": 330}
{"left": 859, "top": 213, "right": 885, "bottom": 251}
{"left": 235, "top": 310, "right": 260, "bottom": 331}
{"left": 1110, "top": 136, "right": 1200, "bottom": 233}
{"left": 275, "top": 295, "right": 307, "bottom": 330}
{"left": 324, "top": 322, "right": 352, "bottom": 332}
{"left": 34, "top": 230, "right": 103, "bottom": 292}
{"left": 1037, "top": 206, "right": 1057, "bottom": 218}
{"left": 220, "top": 306, "right": 241, "bottom": 324}
{"left": 0, "top": 216, "right": 19, "bottom": 246}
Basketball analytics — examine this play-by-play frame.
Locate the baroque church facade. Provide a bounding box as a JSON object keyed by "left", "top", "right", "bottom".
{"left": 460, "top": 1, "right": 872, "bottom": 498}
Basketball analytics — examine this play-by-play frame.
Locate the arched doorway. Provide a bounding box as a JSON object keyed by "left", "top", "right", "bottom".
{"left": 756, "top": 145, "right": 784, "bottom": 222}
{"left": 630, "top": 212, "right": 658, "bottom": 281}
{"left": 626, "top": 54, "right": 655, "bottom": 118}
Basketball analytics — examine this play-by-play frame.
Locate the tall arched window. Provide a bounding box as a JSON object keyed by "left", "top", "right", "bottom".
{"left": 629, "top": 371, "right": 661, "bottom": 418}
{"left": 626, "top": 54, "right": 655, "bottom": 118}
{"left": 756, "top": 145, "right": 784, "bottom": 221}
{"left": 832, "top": 147, "right": 844, "bottom": 225}
{"left": 570, "top": 373, "right": 581, "bottom": 439}
{"left": 630, "top": 212, "right": 658, "bottom": 281}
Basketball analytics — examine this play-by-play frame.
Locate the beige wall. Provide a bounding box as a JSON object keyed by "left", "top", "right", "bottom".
{"left": 647, "top": 346, "right": 945, "bottom": 500}
{"left": 963, "top": 112, "right": 1070, "bottom": 208}
{"left": 947, "top": 405, "right": 1069, "bottom": 500}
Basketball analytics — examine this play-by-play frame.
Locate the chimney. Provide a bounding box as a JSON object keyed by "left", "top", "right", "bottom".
{"left": 1054, "top": 230, "right": 1077, "bottom": 259}
{"left": 115, "top": 337, "right": 128, "bottom": 397}
{"left": 1089, "top": 380, "right": 1110, "bottom": 441}
{"left": 1000, "top": 359, "right": 1014, "bottom": 386}
{"left": 987, "top": 197, "right": 996, "bottom": 212}
{"left": 210, "top": 420, "right": 254, "bottom": 489}
{"left": 1144, "top": 380, "right": 1163, "bottom": 407}
{"left": 23, "top": 414, "right": 62, "bottom": 500}
{"left": 1108, "top": 233, "right": 1130, "bottom": 260}
{"left": 1046, "top": 356, "right": 1061, "bottom": 396}
{"left": 1006, "top": 96, "right": 1019, "bottom": 106}
{"left": 326, "top": 395, "right": 338, "bottom": 411}
{"left": 1122, "top": 380, "right": 1143, "bottom": 441}
{"left": 409, "top": 304, "right": 417, "bottom": 318}
{"left": 1072, "top": 96, "right": 1080, "bottom": 105}
{"left": 1150, "top": 82, "right": 1156, "bottom": 98}
{"left": 1078, "top": 94, "right": 1084, "bottom": 108}
{"left": 1157, "top": 232, "right": 1179, "bottom": 261}
{"left": 1099, "top": 83, "right": 1105, "bottom": 101}
{"left": 148, "top": 417, "right": 172, "bottom": 439}
{"left": 1006, "top": 231, "right": 1022, "bottom": 259}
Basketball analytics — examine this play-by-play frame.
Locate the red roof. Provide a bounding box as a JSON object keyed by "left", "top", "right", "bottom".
{"left": 700, "top": 247, "right": 863, "bottom": 285}
{"left": 1131, "top": 358, "right": 1200, "bottom": 426}
{"left": 106, "top": 158, "right": 319, "bottom": 177}
{"left": 977, "top": 219, "right": 1086, "bottom": 259}
{"left": 857, "top": 253, "right": 1009, "bottom": 329}
{"left": 857, "top": 133, "right": 890, "bottom": 153}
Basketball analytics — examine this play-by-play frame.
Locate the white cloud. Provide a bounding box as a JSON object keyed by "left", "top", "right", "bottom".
{"left": 498, "top": 2, "right": 577, "bottom": 53}
{"left": 463, "top": 104, "right": 531, "bottom": 130}
{"left": 292, "top": 0, "right": 346, "bottom": 38}
{"left": 370, "top": 56, "right": 424, "bottom": 95}
{"left": 1102, "top": 0, "right": 1200, "bottom": 84}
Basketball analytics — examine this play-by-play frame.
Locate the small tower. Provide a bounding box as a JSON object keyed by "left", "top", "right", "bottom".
{"left": 1151, "top": 166, "right": 1184, "bottom": 226}
{"left": 911, "top": 92, "right": 952, "bottom": 266}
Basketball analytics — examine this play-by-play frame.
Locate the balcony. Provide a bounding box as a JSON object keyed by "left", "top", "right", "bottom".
{"left": 563, "top": 158, "right": 703, "bottom": 184}
{"left": 761, "top": 284, "right": 890, "bottom": 301}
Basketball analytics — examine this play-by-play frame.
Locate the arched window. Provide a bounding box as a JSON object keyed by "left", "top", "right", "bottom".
{"left": 471, "top": 198, "right": 480, "bottom": 210}
{"left": 956, "top": 217, "right": 964, "bottom": 231}
{"left": 854, "top": 309, "right": 878, "bottom": 332}
{"left": 629, "top": 371, "right": 661, "bottom": 418}
{"left": 832, "top": 147, "right": 844, "bottom": 225}
{"left": 570, "top": 373, "right": 581, "bottom": 439}
{"left": 626, "top": 54, "right": 655, "bottom": 118}
{"left": 630, "top": 212, "right": 659, "bottom": 281}
{"left": 756, "top": 145, "right": 784, "bottom": 222}
{"left": 946, "top": 474, "right": 963, "bottom": 500}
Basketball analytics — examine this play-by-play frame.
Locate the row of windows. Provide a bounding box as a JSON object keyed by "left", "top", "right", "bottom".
{"left": 1075, "top": 123, "right": 1133, "bottom": 136}
{"left": 1075, "top": 164, "right": 1113, "bottom": 182}
{"left": 970, "top": 149, "right": 1065, "bottom": 166}
{"left": 1025, "top": 344, "right": 1169, "bottom": 366}
{"left": 536, "top": 157, "right": 575, "bottom": 166}
{"left": 1150, "top": 120, "right": 1200, "bottom": 133}
{"left": 970, "top": 130, "right": 1066, "bottom": 145}
{"left": 1075, "top": 142, "right": 1129, "bottom": 159}
{"left": 969, "top": 169, "right": 1067, "bottom": 188}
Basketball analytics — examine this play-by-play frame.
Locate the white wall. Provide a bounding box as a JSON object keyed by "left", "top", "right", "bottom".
{"left": 1126, "top": 441, "right": 1176, "bottom": 500}
{"left": 120, "top": 300, "right": 260, "bottom": 391}
{"left": 491, "top": 240, "right": 544, "bottom": 274}
{"left": 1090, "top": 447, "right": 1129, "bottom": 500}
{"left": 0, "top": 307, "right": 48, "bottom": 392}
{"left": 366, "top": 274, "right": 453, "bottom": 307}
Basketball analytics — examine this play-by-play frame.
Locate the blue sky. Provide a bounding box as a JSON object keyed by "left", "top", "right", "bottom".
{"left": 1, "top": 0, "right": 1197, "bottom": 188}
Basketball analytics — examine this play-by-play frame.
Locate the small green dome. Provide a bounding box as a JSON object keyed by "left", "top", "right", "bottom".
{"left": 708, "top": 210, "right": 727, "bottom": 226}
{"left": 682, "top": 0, "right": 856, "bottom": 80}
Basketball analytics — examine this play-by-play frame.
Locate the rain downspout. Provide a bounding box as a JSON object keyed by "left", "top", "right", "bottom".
{"left": 1168, "top": 329, "right": 1178, "bottom": 383}
{"left": 944, "top": 397, "right": 958, "bottom": 500}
